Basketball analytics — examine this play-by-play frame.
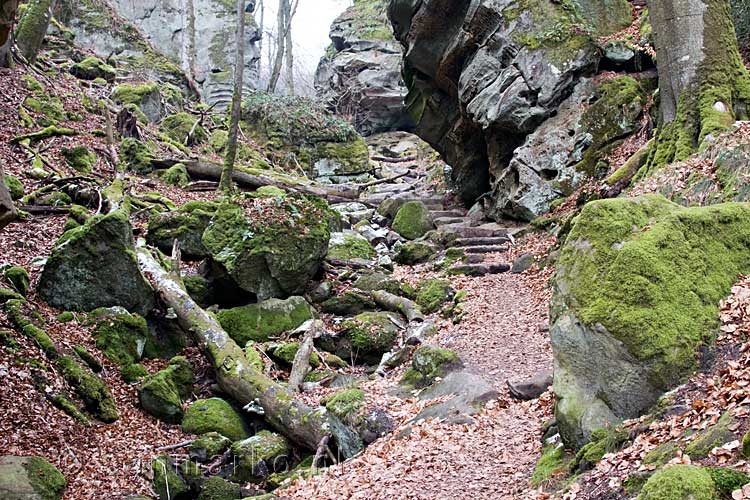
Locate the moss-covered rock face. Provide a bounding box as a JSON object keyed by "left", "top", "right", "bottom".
{"left": 152, "top": 456, "right": 188, "bottom": 500}
{"left": 242, "top": 91, "right": 369, "bottom": 177}
{"left": 551, "top": 195, "right": 750, "bottom": 448}
{"left": 327, "top": 231, "right": 377, "bottom": 261}
{"left": 0, "top": 455, "right": 67, "bottom": 500}
{"left": 4, "top": 175, "right": 24, "bottom": 200}
{"left": 354, "top": 272, "right": 402, "bottom": 295}
{"left": 268, "top": 342, "right": 321, "bottom": 368}
{"left": 119, "top": 138, "right": 153, "bottom": 175}
{"left": 573, "top": 427, "right": 629, "bottom": 472}
{"left": 415, "top": 279, "right": 454, "bottom": 314}
{"left": 216, "top": 296, "right": 314, "bottom": 344}
{"left": 160, "top": 112, "right": 207, "bottom": 145}
{"left": 111, "top": 83, "right": 163, "bottom": 123}
{"left": 23, "top": 89, "right": 66, "bottom": 127}
{"left": 3, "top": 266, "right": 30, "bottom": 296}
{"left": 685, "top": 411, "right": 736, "bottom": 459}
{"left": 189, "top": 432, "right": 232, "bottom": 463}
{"left": 61, "top": 146, "right": 96, "bottom": 173}
{"left": 196, "top": 476, "right": 241, "bottom": 500}
{"left": 56, "top": 355, "right": 119, "bottom": 422}
{"left": 323, "top": 388, "right": 365, "bottom": 422}
{"left": 182, "top": 398, "right": 250, "bottom": 441}
{"left": 392, "top": 201, "right": 433, "bottom": 240}
{"left": 321, "top": 291, "right": 376, "bottom": 316}
{"left": 394, "top": 241, "right": 436, "bottom": 265}
{"left": 230, "top": 430, "right": 291, "bottom": 482}
{"left": 38, "top": 210, "right": 155, "bottom": 316}
{"left": 147, "top": 201, "right": 218, "bottom": 259}
{"left": 400, "top": 346, "right": 463, "bottom": 389}
{"left": 162, "top": 163, "right": 190, "bottom": 188}
{"left": 202, "top": 196, "right": 332, "bottom": 299}
{"left": 70, "top": 56, "right": 116, "bottom": 82}
{"left": 337, "top": 312, "right": 400, "bottom": 365}
{"left": 138, "top": 357, "right": 193, "bottom": 424}
{"left": 90, "top": 307, "right": 149, "bottom": 375}
{"left": 639, "top": 465, "right": 716, "bottom": 500}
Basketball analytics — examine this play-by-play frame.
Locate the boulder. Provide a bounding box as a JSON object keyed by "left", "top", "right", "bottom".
{"left": 400, "top": 346, "right": 463, "bottom": 389}
{"left": 411, "top": 370, "right": 499, "bottom": 424}
{"left": 328, "top": 231, "right": 377, "bottom": 261}
{"left": 189, "top": 432, "right": 232, "bottom": 463}
{"left": 70, "top": 56, "right": 116, "bottom": 82}
{"left": 393, "top": 241, "right": 436, "bottom": 265}
{"left": 508, "top": 370, "right": 553, "bottom": 400}
{"left": 38, "top": 210, "right": 154, "bottom": 315}
{"left": 138, "top": 356, "right": 193, "bottom": 423}
{"left": 0, "top": 456, "right": 66, "bottom": 500}
{"left": 160, "top": 112, "right": 207, "bottom": 145}
{"left": 111, "top": 83, "right": 163, "bottom": 123}
{"left": 202, "top": 198, "right": 332, "bottom": 299}
{"left": 216, "top": 296, "right": 315, "bottom": 344}
{"left": 230, "top": 430, "right": 291, "bottom": 482}
{"left": 147, "top": 201, "right": 218, "bottom": 259}
{"left": 152, "top": 456, "right": 188, "bottom": 500}
{"left": 551, "top": 195, "right": 750, "bottom": 447}
{"left": 415, "top": 279, "right": 454, "bottom": 314}
{"left": 639, "top": 465, "right": 715, "bottom": 500}
{"left": 392, "top": 201, "right": 433, "bottom": 240}
{"left": 3, "top": 266, "right": 30, "bottom": 296}
{"left": 182, "top": 398, "right": 250, "bottom": 441}
{"left": 323, "top": 311, "right": 401, "bottom": 365}
{"left": 321, "top": 291, "right": 376, "bottom": 315}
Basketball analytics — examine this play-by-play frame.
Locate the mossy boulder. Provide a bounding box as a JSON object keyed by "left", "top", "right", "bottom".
{"left": 267, "top": 342, "right": 321, "bottom": 368}
{"left": 400, "top": 346, "right": 463, "bottom": 389}
{"left": 573, "top": 427, "right": 629, "bottom": 471}
{"left": 321, "top": 291, "right": 376, "bottom": 315}
{"left": 685, "top": 412, "right": 737, "bottom": 459}
{"left": 3, "top": 266, "right": 30, "bottom": 296}
{"left": 707, "top": 466, "right": 750, "bottom": 497}
{"left": 160, "top": 112, "right": 207, "bottom": 145}
{"left": 189, "top": 432, "right": 232, "bottom": 463}
{"left": 196, "top": 477, "right": 241, "bottom": 500}
{"left": 392, "top": 201, "right": 433, "bottom": 240}
{"left": 182, "top": 398, "right": 250, "bottom": 441}
{"left": 639, "top": 465, "right": 715, "bottom": 500}
{"left": 23, "top": 92, "right": 65, "bottom": 127}
{"left": 162, "top": 163, "right": 190, "bottom": 188}
{"left": 61, "top": 146, "right": 96, "bottom": 173}
{"left": 327, "top": 231, "right": 377, "bottom": 261}
{"left": 70, "top": 56, "right": 116, "bottom": 82}
{"left": 111, "top": 83, "right": 163, "bottom": 123}
{"left": 147, "top": 201, "right": 218, "bottom": 259}
{"left": 323, "top": 388, "right": 365, "bottom": 421}
{"left": 138, "top": 356, "right": 193, "bottom": 423}
{"left": 202, "top": 197, "right": 332, "bottom": 299}
{"left": 36, "top": 192, "right": 72, "bottom": 207}
{"left": 415, "top": 279, "right": 454, "bottom": 314}
{"left": 38, "top": 210, "right": 154, "bottom": 315}
{"left": 120, "top": 138, "right": 153, "bottom": 175}
{"left": 4, "top": 175, "right": 24, "bottom": 200}
{"left": 89, "top": 306, "right": 151, "bottom": 376}
{"left": 335, "top": 312, "right": 400, "bottom": 365}
{"left": 216, "top": 296, "right": 314, "bottom": 344}
{"left": 552, "top": 195, "right": 750, "bottom": 448}
{"left": 152, "top": 456, "right": 189, "bottom": 500}
{"left": 0, "top": 455, "right": 66, "bottom": 500}
{"left": 394, "top": 241, "right": 436, "bottom": 265}
{"left": 354, "top": 272, "right": 402, "bottom": 295}
{"left": 56, "top": 355, "right": 119, "bottom": 422}
{"left": 230, "top": 430, "right": 291, "bottom": 482}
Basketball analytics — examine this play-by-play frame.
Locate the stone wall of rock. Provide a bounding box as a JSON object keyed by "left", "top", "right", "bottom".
{"left": 387, "top": 0, "right": 640, "bottom": 220}
{"left": 315, "top": 0, "right": 411, "bottom": 136}
{"left": 57, "top": 0, "right": 260, "bottom": 109}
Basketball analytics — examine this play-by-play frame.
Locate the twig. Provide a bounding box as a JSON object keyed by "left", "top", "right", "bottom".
{"left": 371, "top": 155, "right": 417, "bottom": 163}
{"left": 356, "top": 171, "right": 410, "bottom": 190}
{"left": 155, "top": 439, "right": 194, "bottom": 452}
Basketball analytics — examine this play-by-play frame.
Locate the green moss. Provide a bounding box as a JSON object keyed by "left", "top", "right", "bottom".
{"left": 328, "top": 233, "right": 376, "bottom": 260}
{"left": 556, "top": 196, "right": 750, "bottom": 390}
{"left": 268, "top": 342, "right": 321, "bottom": 368}
{"left": 182, "top": 398, "right": 250, "bottom": 441}
{"left": 323, "top": 388, "right": 364, "bottom": 420}
{"left": 189, "top": 432, "right": 232, "bottom": 462}
{"left": 23, "top": 91, "right": 66, "bottom": 126}
{"left": 70, "top": 56, "right": 116, "bottom": 82}
{"left": 394, "top": 241, "right": 435, "bottom": 265}
{"left": 51, "top": 394, "right": 90, "bottom": 426}
{"left": 22, "top": 456, "right": 67, "bottom": 500}
{"left": 415, "top": 279, "right": 454, "bottom": 314}
{"left": 161, "top": 163, "right": 190, "bottom": 187}
{"left": 57, "top": 311, "right": 75, "bottom": 323}
{"left": 341, "top": 312, "right": 399, "bottom": 364}
{"left": 120, "top": 138, "right": 153, "bottom": 174}
{"left": 139, "top": 357, "right": 193, "bottom": 423}
{"left": 230, "top": 430, "right": 291, "bottom": 482}
{"left": 392, "top": 201, "right": 433, "bottom": 240}
{"left": 160, "top": 112, "right": 207, "bottom": 145}
{"left": 573, "top": 427, "right": 629, "bottom": 471}
{"left": 354, "top": 272, "right": 402, "bottom": 295}
{"left": 61, "top": 146, "right": 96, "bottom": 173}
{"left": 111, "top": 82, "right": 159, "bottom": 107}
{"left": 56, "top": 355, "right": 118, "bottom": 422}
{"left": 639, "top": 465, "right": 715, "bottom": 500}
{"left": 685, "top": 412, "right": 736, "bottom": 459}
{"left": 73, "top": 345, "right": 102, "bottom": 372}
{"left": 742, "top": 432, "right": 750, "bottom": 458}
{"left": 147, "top": 200, "right": 218, "bottom": 258}
{"left": 217, "top": 296, "right": 314, "bottom": 344}
{"left": 531, "top": 444, "right": 571, "bottom": 487}
{"left": 152, "top": 456, "right": 188, "bottom": 500}
{"left": 643, "top": 441, "right": 680, "bottom": 467}
{"left": 22, "top": 74, "right": 43, "bottom": 92}
{"left": 400, "top": 346, "right": 462, "bottom": 389}
{"left": 91, "top": 308, "right": 148, "bottom": 368}
{"left": 321, "top": 291, "right": 376, "bottom": 315}
{"left": 707, "top": 467, "right": 750, "bottom": 497}
{"left": 4, "top": 266, "right": 30, "bottom": 296}
{"left": 4, "top": 175, "right": 24, "bottom": 200}
{"left": 197, "top": 476, "right": 241, "bottom": 500}
{"left": 36, "top": 191, "right": 72, "bottom": 207}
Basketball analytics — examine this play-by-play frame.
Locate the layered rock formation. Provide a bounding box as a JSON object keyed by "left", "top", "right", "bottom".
{"left": 316, "top": 0, "right": 411, "bottom": 136}
{"left": 387, "top": 0, "right": 640, "bottom": 219}
{"left": 57, "top": 0, "right": 260, "bottom": 108}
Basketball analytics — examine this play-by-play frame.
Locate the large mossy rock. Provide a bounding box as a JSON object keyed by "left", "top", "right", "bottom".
{"left": 242, "top": 91, "right": 369, "bottom": 180}
{"left": 182, "top": 398, "right": 250, "bottom": 441}
{"left": 147, "top": 201, "right": 218, "bottom": 259}
{"left": 111, "top": 83, "right": 163, "bottom": 123}
{"left": 0, "top": 456, "right": 66, "bottom": 500}
{"left": 551, "top": 195, "right": 750, "bottom": 448}
{"left": 138, "top": 356, "right": 193, "bottom": 423}
{"left": 328, "top": 231, "right": 377, "bottom": 261}
{"left": 216, "top": 296, "right": 315, "bottom": 344}
{"left": 639, "top": 465, "right": 715, "bottom": 500}
{"left": 230, "top": 430, "right": 291, "bottom": 482}
{"left": 392, "top": 201, "right": 433, "bottom": 240}
{"left": 202, "top": 197, "right": 332, "bottom": 299}
{"left": 38, "top": 210, "right": 154, "bottom": 315}
{"left": 331, "top": 311, "right": 400, "bottom": 365}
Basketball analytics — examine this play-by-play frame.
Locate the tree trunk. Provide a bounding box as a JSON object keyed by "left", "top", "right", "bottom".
{"left": 266, "top": 0, "right": 286, "bottom": 93}
{"left": 284, "top": 0, "right": 294, "bottom": 95}
{"left": 644, "top": 0, "right": 750, "bottom": 170}
{"left": 219, "top": 0, "right": 246, "bottom": 194}
{"left": 0, "top": 162, "right": 17, "bottom": 230}
{"left": 135, "top": 244, "right": 363, "bottom": 459}
{"left": 0, "top": 0, "right": 17, "bottom": 68}
{"left": 15, "top": 0, "right": 55, "bottom": 64}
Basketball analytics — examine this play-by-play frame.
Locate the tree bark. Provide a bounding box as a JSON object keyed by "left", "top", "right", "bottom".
{"left": 644, "top": 0, "right": 750, "bottom": 170}
{"left": 15, "top": 0, "right": 56, "bottom": 64}
{"left": 284, "top": 0, "right": 294, "bottom": 95}
{"left": 0, "top": 162, "right": 17, "bottom": 230}
{"left": 266, "top": 0, "right": 286, "bottom": 93}
{"left": 287, "top": 321, "right": 319, "bottom": 392}
{"left": 136, "top": 244, "right": 363, "bottom": 459}
{"left": 371, "top": 290, "right": 424, "bottom": 323}
{"left": 219, "top": 0, "right": 246, "bottom": 194}
{"left": 0, "top": 0, "right": 17, "bottom": 67}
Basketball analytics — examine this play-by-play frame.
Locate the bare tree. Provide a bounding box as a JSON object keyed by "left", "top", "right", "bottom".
{"left": 284, "top": 1, "right": 294, "bottom": 95}
{"left": 267, "top": 0, "right": 299, "bottom": 94}
{"left": 219, "top": 0, "right": 247, "bottom": 193}
{"left": 0, "top": 0, "right": 17, "bottom": 67}
{"left": 15, "top": 0, "right": 56, "bottom": 64}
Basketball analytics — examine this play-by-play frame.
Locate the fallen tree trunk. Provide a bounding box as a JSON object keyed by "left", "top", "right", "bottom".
{"left": 136, "top": 242, "right": 363, "bottom": 459}
{"left": 287, "top": 320, "right": 318, "bottom": 392}
{"left": 371, "top": 290, "right": 424, "bottom": 323}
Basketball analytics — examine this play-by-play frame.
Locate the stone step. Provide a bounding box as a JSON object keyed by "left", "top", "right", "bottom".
{"left": 454, "top": 245, "right": 509, "bottom": 255}
{"left": 447, "top": 236, "right": 510, "bottom": 248}
{"left": 430, "top": 210, "right": 466, "bottom": 219}
{"left": 433, "top": 216, "right": 467, "bottom": 226}
{"left": 446, "top": 263, "right": 510, "bottom": 276}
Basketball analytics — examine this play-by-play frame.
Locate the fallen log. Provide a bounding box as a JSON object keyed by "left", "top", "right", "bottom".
{"left": 371, "top": 290, "right": 424, "bottom": 323}
{"left": 371, "top": 155, "right": 417, "bottom": 163}
{"left": 135, "top": 242, "right": 363, "bottom": 459}
{"left": 287, "top": 320, "right": 319, "bottom": 392}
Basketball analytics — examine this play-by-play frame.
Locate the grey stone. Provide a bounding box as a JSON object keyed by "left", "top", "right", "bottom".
{"left": 508, "top": 370, "right": 553, "bottom": 400}
{"left": 511, "top": 253, "right": 535, "bottom": 274}
{"left": 412, "top": 371, "right": 500, "bottom": 424}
